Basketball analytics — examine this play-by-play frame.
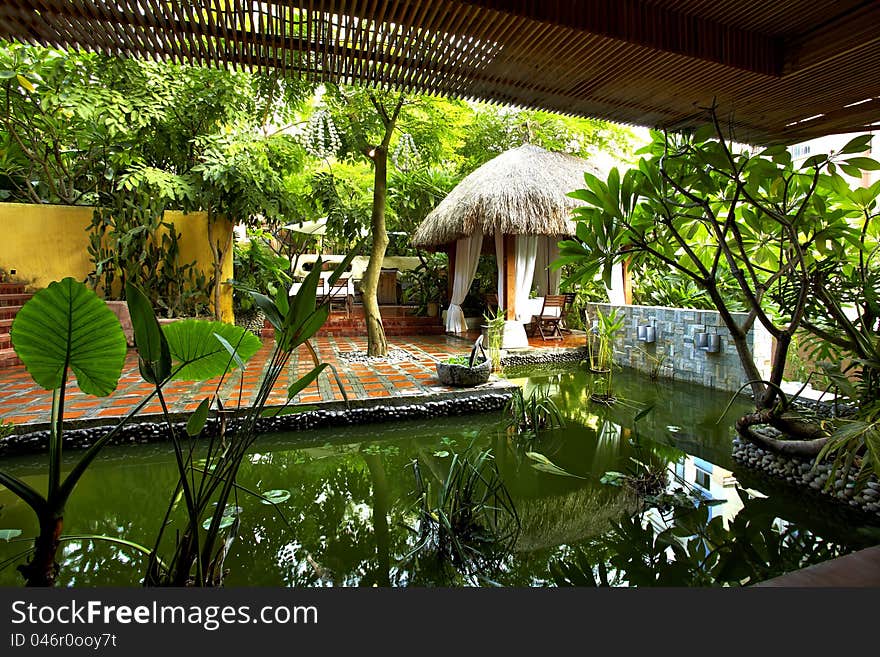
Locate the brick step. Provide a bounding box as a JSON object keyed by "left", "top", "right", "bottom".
{"left": 0, "top": 333, "right": 9, "bottom": 350}
{"left": 0, "top": 293, "right": 31, "bottom": 307}
{"left": 0, "top": 305, "right": 22, "bottom": 320}
{"left": 0, "top": 318, "right": 11, "bottom": 335}
{"left": 0, "top": 282, "right": 26, "bottom": 295}
{"left": 0, "top": 347, "right": 22, "bottom": 368}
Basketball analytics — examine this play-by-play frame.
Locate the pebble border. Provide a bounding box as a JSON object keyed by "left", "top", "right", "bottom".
{"left": 0, "top": 392, "right": 514, "bottom": 457}
{"left": 501, "top": 347, "right": 587, "bottom": 368}
{"left": 732, "top": 434, "right": 880, "bottom": 518}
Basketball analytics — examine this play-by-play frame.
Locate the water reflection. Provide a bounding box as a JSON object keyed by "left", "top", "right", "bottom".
{"left": 1, "top": 365, "right": 877, "bottom": 586}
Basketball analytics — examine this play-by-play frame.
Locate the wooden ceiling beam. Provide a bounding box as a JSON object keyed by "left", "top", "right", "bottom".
{"left": 783, "top": 0, "right": 880, "bottom": 74}
{"left": 458, "top": 0, "right": 784, "bottom": 77}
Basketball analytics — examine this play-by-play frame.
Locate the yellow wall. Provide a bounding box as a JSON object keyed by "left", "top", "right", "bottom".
{"left": 0, "top": 203, "right": 233, "bottom": 322}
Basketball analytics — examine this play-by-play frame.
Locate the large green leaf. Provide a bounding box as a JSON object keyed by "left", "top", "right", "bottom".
{"left": 125, "top": 282, "right": 171, "bottom": 384}
{"left": 163, "top": 319, "right": 261, "bottom": 381}
{"left": 11, "top": 277, "right": 126, "bottom": 396}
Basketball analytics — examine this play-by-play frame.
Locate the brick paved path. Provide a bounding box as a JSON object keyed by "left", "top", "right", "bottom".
{"left": 0, "top": 335, "right": 475, "bottom": 426}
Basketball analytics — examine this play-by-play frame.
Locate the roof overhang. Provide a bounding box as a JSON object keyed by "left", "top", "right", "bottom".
{"left": 2, "top": 1, "right": 878, "bottom": 145}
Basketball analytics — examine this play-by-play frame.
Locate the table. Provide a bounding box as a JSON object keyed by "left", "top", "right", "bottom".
{"left": 290, "top": 272, "right": 355, "bottom": 299}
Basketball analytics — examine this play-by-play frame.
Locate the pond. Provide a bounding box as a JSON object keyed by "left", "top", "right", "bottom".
{"left": 1, "top": 363, "right": 878, "bottom": 586}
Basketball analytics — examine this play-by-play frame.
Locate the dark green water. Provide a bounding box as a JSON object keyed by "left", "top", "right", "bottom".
{"left": 1, "top": 364, "right": 877, "bottom": 586}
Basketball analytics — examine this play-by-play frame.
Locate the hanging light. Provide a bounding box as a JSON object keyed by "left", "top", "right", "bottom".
{"left": 303, "top": 109, "right": 341, "bottom": 160}
{"left": 392, "top": 132, "right": 420, "bottom": 172}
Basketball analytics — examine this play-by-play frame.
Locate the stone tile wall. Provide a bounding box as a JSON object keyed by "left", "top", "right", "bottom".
{"left": 587, "top": 303, "right": 772, "bottom": 392}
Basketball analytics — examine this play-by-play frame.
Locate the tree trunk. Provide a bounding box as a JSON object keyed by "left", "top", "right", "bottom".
{"left": 365, "top": 453, "right": 391, "bottom": 586}
{"left": 704, "top": 284, "right": 767, "bottom": 400}
{"left": 19, "top": 514, "right": 63, "bottom": 586}
{"left": 363, "top": 148, "right": 389, "bottom": 356}
{"left": 736, "top": 408, "right": 829, "bottom": 456}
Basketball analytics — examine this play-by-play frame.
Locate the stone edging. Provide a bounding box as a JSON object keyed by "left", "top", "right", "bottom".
{"left": 0, "top": 391, "right": 515, "bottom": 458}
{"left": 501, "top": 347, "right": 587, "bottom": 368}
{"left": 732, "top": 435, "right": 880, "bottom": 518}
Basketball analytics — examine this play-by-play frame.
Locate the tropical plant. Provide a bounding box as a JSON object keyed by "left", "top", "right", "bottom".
{"left": 1, "top": 277, "right": 260, "bottom": 586}
{"left": 404, "top": 445, "right": 520, "bottom": 585}
{"left": 585, "top": 307, "right": 624, "bottom": 403}
{"left": 558, "top": 106, "right": 880, "bottom": 455}
{"left": 87, "top": 194, "right": 210, "bottom": 318}
{"left": 2, "top": 278, "right": 128, "bottom": 585}
{"left": 503, "top": 387, "right": 565, "bottom": 440}
{"left": 483, "top": 306, "right": 506, "bottom": 373}
{"left": 632, "top": 265, "right": 744, "bottom": 311}
{"left": 142, "top": 253, "right": 354, "bottom": 586}
{"left": 231, "top": 231, "right": 292, "bottom": 317}
{"left": 400, "top": 252, "right": 448, "bottom": 315}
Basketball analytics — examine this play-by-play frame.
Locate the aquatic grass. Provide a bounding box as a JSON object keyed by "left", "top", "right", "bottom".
{"left": 404, "top": 444, "right": 520, "bottom": 585}
{"left": 503, "top": 386, "right": 565, "bottom": 440}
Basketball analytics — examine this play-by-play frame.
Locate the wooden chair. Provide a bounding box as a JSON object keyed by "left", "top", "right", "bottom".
{"left": 327, "top": 277, "right": 352, "bottom": 317}
{"left": 533, "top": 295, "right": 566, "bottom": 340}
{"left": 560, "top": 293, "right": 577, "bottom": 333}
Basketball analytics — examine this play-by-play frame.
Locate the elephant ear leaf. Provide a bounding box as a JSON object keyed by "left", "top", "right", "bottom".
{"left": 10, "top": 277, "right": 126, "bottom": 397}
{"left": 162, "top": 320, "right": 261, "bottom": 381}
{"left": 125, "top": 282, "right": 171, "bottom": 384}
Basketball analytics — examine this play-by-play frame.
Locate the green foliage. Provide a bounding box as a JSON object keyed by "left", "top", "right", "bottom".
{"left": 504, "top": 387, "right": 565, "bottom": 440}
{"left": 387, "top": 167, "right": 460, "bottom": 253}
{"left": 0, "top": 42, "right": 310, "bottom": 206}
{"left": 161, "top": 320, "right": 261, "bottom": 382}
{"left": 551, "top": 489, "right": 853, "bottom": 587}
{"left": 483, "top": 306, "right": 506, "bottom": 373}
{"left": 816, "top": 402, "right": 880, "bottom": 486}
{"left": 632, "top": 265, "right": 744, "bottom": 311}
{"left": 585, "top": 307, "right": 624, "bottom": 402}
{"left": 87, "top": 196, "right": 210, "bottom": 317}
{"left": 305, "top": 168, "right": 371, "bottom": 247}
{"left": 560, "top": 111, "right": 880, "bottom": 434}
{"left": 0, "top": 419, "right": 14, "bottom": 440}
{"left": 405, "top": 445, "right": 520, "bottom": 585}
{"left": 231, "top": 233, "right": 292, "bottom": 315}
{"left": 2, "top": 279, "right": 128, "bottom": 584}
{"left": 11, "top": 278, "right": 127, "bottom": 396}
{"left": 457, "top": 105, "right": 640, "bottom": 175}
{"left": 145, "top": 258, "right": 343, "bottom": 586}
{"left": 1, "top": 277, "right": 262, "bottom": 585}
{"left": 400, "top": 252, "right": 448, "bottom": 314}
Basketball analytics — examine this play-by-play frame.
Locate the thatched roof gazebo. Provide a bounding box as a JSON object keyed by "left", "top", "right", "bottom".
{"left": 412, "top": 144, "right": 619, "bottom": 343}
{"left": 413, "top": 144, "right": 603, "bottom": 246}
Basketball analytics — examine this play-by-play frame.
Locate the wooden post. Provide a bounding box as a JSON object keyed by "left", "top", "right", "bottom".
{"left": 504, "top": 234, "right": 516, "bottom": 320}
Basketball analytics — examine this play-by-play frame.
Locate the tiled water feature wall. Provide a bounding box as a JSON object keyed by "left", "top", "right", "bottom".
{"left": 586, "top": 303, "right": 773, "bottom": 393}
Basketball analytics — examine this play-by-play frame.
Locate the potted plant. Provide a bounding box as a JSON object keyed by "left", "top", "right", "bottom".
{"left": 586, "top": 307, "right": 624, "bottom": 403}
{"left": 480, "top": 306, "right": 506, "bottom": 373}
{"left": 436, "top": 336, "right": 492, "bottom": 387}
{"left": 401, "top": 253, "right": 447, "bottom": 316}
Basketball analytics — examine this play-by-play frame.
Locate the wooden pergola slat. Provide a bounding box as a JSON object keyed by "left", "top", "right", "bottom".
{"left": 1, "top": 0, "right": 878, "bottom": 144}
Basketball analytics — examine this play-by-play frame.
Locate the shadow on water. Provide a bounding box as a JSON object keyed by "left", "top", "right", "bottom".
{"left": 1, "top": 364, "right": 878, "bottom": 586}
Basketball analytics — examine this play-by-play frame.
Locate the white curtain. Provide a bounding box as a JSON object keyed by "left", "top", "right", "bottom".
{"left": 606, "top": 261, "right": 626, "bottom": 305}
{"left": 514, "top": 235, "right": 538, "bottom": 322}
{"left": 494, "top": 231, "right": 505, "bottom": 311}
{"left": 445, "top": 230, "right": 484, "bottom": 332}
{"left": 532, "top": 235, "right": 561, "bottom": 297}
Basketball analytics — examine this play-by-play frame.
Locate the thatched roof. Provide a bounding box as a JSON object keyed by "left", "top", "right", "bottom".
{"left": 411, "top": 144, "right": 607, "bottom": 247}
